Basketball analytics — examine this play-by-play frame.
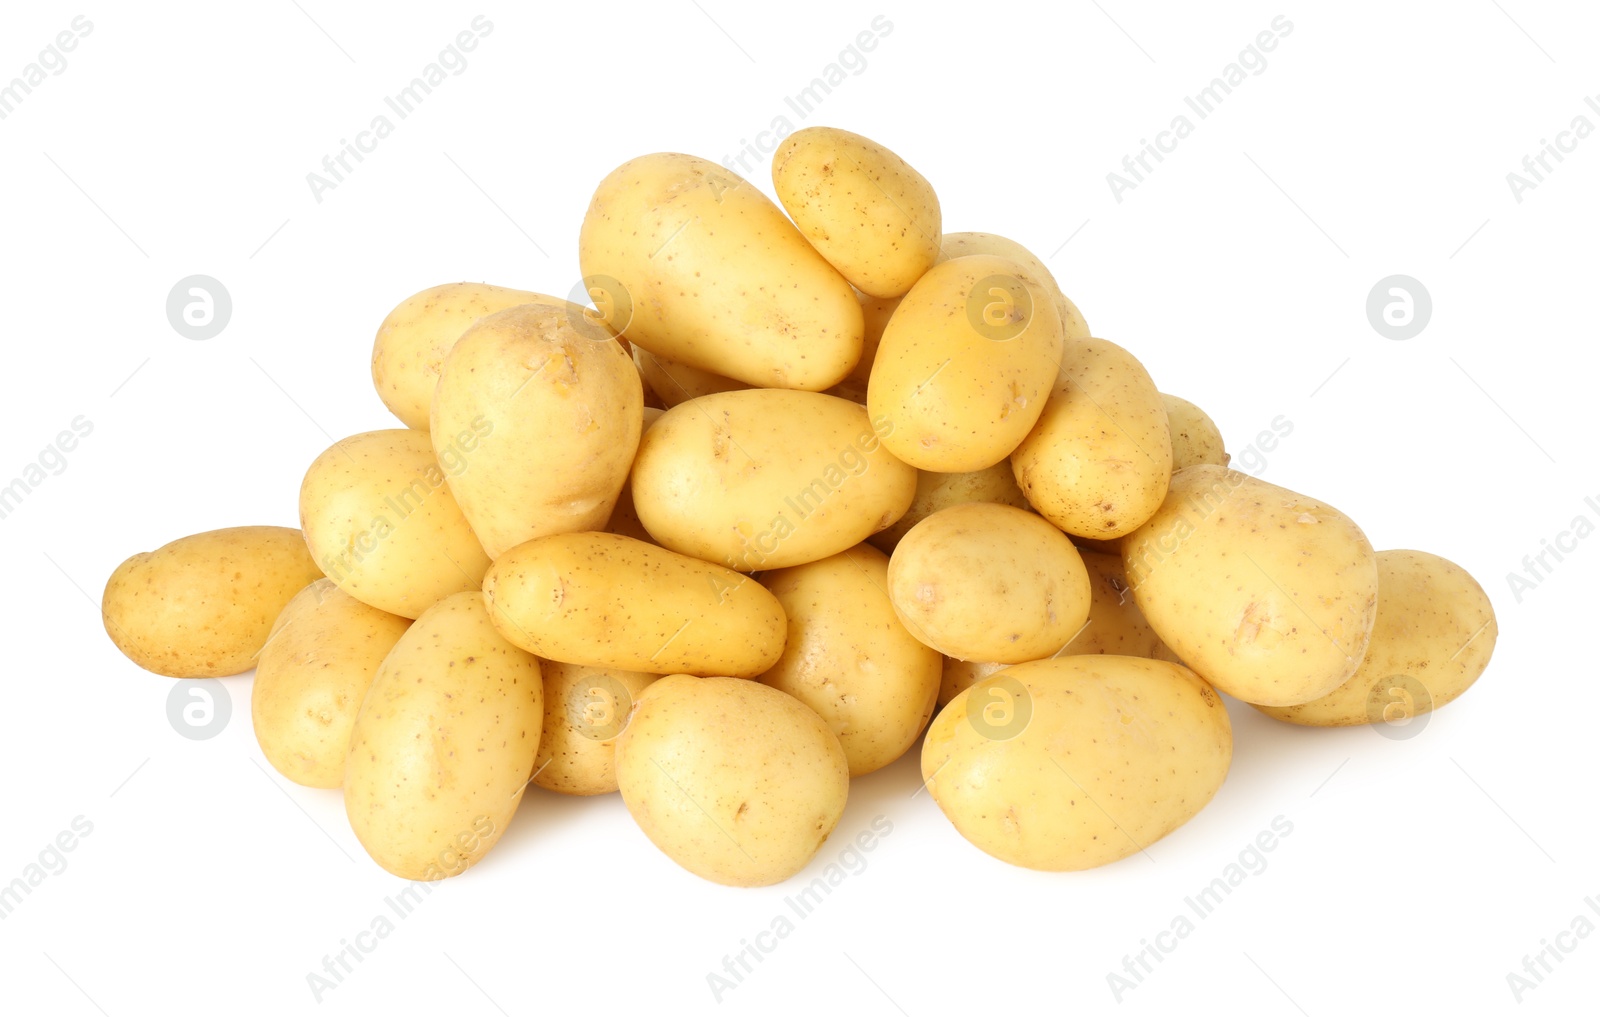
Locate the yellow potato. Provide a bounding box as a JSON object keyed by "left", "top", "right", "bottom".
{"left": 936, "top": 231, "right": 1090, "bottom": 340}
{"left": 922, "top": 655, "right": 1232, "bottom": 870}
{"left": 344, "top": 592, "right": 542, "bottom": 881}
{"left": 868, "top": 255, "right": 1064, "bottom": 472}
{"left": 1122, "top": 465, "right": 1379, "bottom": 707}
{"left": 1163, "top": 393, "right": 1228, "bottom": 471}
{"left": 867, "top": 461, "right": 1031, "bottom": 554}
{"left": 298, "top": 429, "right": 488, "bottom": 619}
{"left": 631, "top": 389, "right": 916, "bottom": 571}
{"left": 757, "top": 545, "right": 941, "bottom": 776}
{"left": 1063, "top": 550, "right": 1175, "bottom": 659}
{"left": 939, "top": 658, "right": 1010, "bottom": 710}
{"left": 483, "top": 532, "right": 786, "bottom": 678}
{"left": 532, "top": 661, "right": 658, "bottom": 795}
{"left": 579, "top": 152, "right": 862, "bottom": 390}
{"left": 370, "top": 282, "right": 565, "bottom": 430}
{"left": 633, "top": 347, "right": 747, "bottom": 408}
{"left": 1012, "top": 337, "right": 1173, "bottom": 539}
{"left": 252, "top": 580, "right": 410, "bottom": 788}
{"left": 431, "top": 302, "right": 643, "bottom": 558}
{"left": 826, "top": 289, "right": 901, "bottom": 404}
{"left": 103, "top": 525, "right": 322, "bottom": 678}
{"left": 614, "top": 675, "right": 849, "bottom": 886}
{"left": 1257, "top": 549, "right": 1496, "bottom": 727}
{"left": 888, "top": 502, "right": 1090, "bottom": 663}
{"left": 771, "top": 126, "right": 941, "bottom": 298}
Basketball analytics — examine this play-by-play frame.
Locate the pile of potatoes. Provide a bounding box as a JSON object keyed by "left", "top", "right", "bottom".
{"left": 101, "top": 127, "right": 1498, "bottom": 886}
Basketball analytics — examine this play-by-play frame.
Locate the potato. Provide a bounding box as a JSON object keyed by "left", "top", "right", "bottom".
{"left": 579, "top": 153, "right": 862, "bottom": 390}
{"left": 1012, "top": 337, "right": 1173, "bottom": 539}
{"left": 868, "top": 255, "right": 1064, "bottom": 472}
{"left": 614, "top": 675, "right": 849, "bottom": 886}
{"left": 370, "top": 282, "right": 566, "bottom": 430}
{"left": 532, "top": 662, "right": 658, "bottom": 795}
{"left": 757, "top": 545, "right": 941, "bottom": 776}
{"left": 483, "top": 532, "right": 786, "bottom": 678}
{"left": 939, "top": 658, "right": 1010, "bottom": 709}
{"left": 1063, "top": 550, "right": 1174, "bottom": 659}
{"left": 1257, "top": 550, "right": 1496, "bottom": 727}
{"left": 772, "top": 127, "right": 941, "bottom": 298}
{"left": 826, "top": 289, "right": 901, "bottom": 404}
{"left": 631, "top": 389, "right": 916, "bottom": 571}
{"left": 252, "top": 580, "right": 410, "bottom": 788}
{"left": 867, "top": 462, "right": 1030, "bottom": 554}
{"left": 922, "top": 656, "right": 1232, "bottom": 870}
{"left": 1122, "top": 465, "right": 1380, "bottom": 707}
{"left": 432, "top": 302, "right": 643, "bottom": 558}
{"left": 344, "top": 592, "right": 542, "bottom": 880}
{"left": 1163, "top": 393, "right": 1228, "bottom": 471}
{"left": 888, "top": 502, "right": 1090, "bottom": 663}
{"left": 103, "top": 525, "right": 322, "bottom": 678}
{"left": 936, "top": 232, "right": 1090, "bottom": 341}
{"left": 633, "top": 347, "right": 747, "bottom": 408}
{"left": 299, "top": 428, "right": 489, "bottom": 619}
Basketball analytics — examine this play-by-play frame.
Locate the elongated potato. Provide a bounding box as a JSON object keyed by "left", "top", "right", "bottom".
{"left": 615, "top": 675, "right": 849, "bottom": 886}
{"left": 936, "top": 232, "right": 1090, "bottom": 341}
{"left": 432, "top": 302, "right": 643, "bottom": 558}
{"left": 867, "top": 462, "right": 1031, "bottom": 554}
{"left": 869, "top": 255, "right": 1064, "bottom": 472}
{"left": 923, "top": 656, "right": 1232, "bottom": 871}
{"left": 633, "top": 347, "right": 747, "bottom": 408}
{"left": 533, "top": 662, "right": 658, "bottom": 795}
{"left": 483, "top": 532, "right": 786, "bottom": 677}
{"left": 1257, "top": 550, "right": 1496, "bottom": 727}
{"left": 631, "top": 389, "right": 916, "bottom": 571}
{"left": 299, "top": 429, "right": 489, "bottom": 619}
{"left": 103, "top": 526, "right": 322, "bottom": 678}
{"left": 1122, "top": 466, "right": 1379, "bottom": 706}
{"left": 772, "top": 127, "right": 941, "bottom": 298}
{"left": 1163, "top": 393, "right": 1228, "bottom": 471}
{"left": 1012, "top": 337, "right": 1173, "bottom": 538}
{"left": 579, "top": 153, "right": 862, "bottom": 390}
{"left": 344, "top": 592, "right": 542, "bottom": 880}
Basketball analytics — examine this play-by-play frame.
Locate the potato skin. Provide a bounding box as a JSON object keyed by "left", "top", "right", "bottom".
{"left": 532, "top": 662, "right": 658, "bottom": 796}
{"left": 922, "top": 656, "right": 1232, "bottom": 871}
{"left": 614, "top": 675, "right": 849, "bottom": 886}
{"left": 772, "top": 127, "right": 941, "bottom": 298}
{"left": 252, "top": 580, "right": 410, "bottom": 788}
{"left": 938, "top": 658, "right": 1010, "bottom": 710}
{"left": 1063, "top": 550, "right": 1176, "bottom": 660}
{"left": 579, "top": 152, "right": 863, "bottom": 390}
{"left": 633, "top": 347, "right": 747, "bottom": 408}
{"left": 103, "top": 525, "right": 322, "bottom": 678}
{"left": 867, "top": 462, "right": 1031, "bottom": 554}
{"left": 936, "top": 232, "right": 1090, "bottom": 341}
{"left": 1163, "top": 393, "right": 1228, "bottom": 471}
{"left": 1122, "top": 465, "right": 1380, "bottom": 707}
{"left": 483, "top": 532, "right": 786, "bottom": 678}
{"left": 1257, "top": 550, "right": 1497, "bottom": 726}
{"left": 757, "top": 545, "right": 942, "bottom": 776}
{"left": 826, "top": 289, "right": 901, "bottom": 405}
{"left": 343, "top": 592, "right": 542, "bottom": 881}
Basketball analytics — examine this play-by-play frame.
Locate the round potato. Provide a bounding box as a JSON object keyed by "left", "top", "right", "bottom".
{"left": 867, "top": 461, "right": 1031, "bottom": 554}
{"left": 1163, "top": 393, "right": 1228, "bottom": 471}
{"left": 888, "top": 502, "right": 1090, "bottom": 663}
{"left": 772, "top": 126, "right": 941, "bottom": 298}
{"left": 103, "top": 525, "right": 322, "bottom": 678}
{"left": 615, "top": 675, "right": 849, "bottom": 886}
{"left": 1257, "top": 549, "right": 1496, "bottom": 727}
{"left": 757, "top": 545, "right": 942, "bottom": 776}
{"left": 936, "top": 231, "right": 1090, "bottom": 341}
{"left": 1122, "top": 465, "right": 1380, "bottom": 707}
{"left": 299, "top": 429, "right": 489, "bottom": 619}
{"left": 252, "top": 579, "right": 411, "bottom": 788}
{"left": 533, "top": 661, "right": 659, "bottom": 795}
{"left": 922, "top": 655, "right": 1232, "bottom": 870}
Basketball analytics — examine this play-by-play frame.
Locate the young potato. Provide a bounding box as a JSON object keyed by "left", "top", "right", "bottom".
{"left": 825, "top": 289, "right": 901, "bottom": 404}
{"left": 615, "top": 675, "right": 849, "bottom": 886}
{"left": 1257, "top": 550, "right": 1497, "bottom": 727}
{"left": 432, "top": 302, "right": 643, "bottom": 559}
{"left": 936, "top": 232, "right": 1091, "bottom": 341}
{"left": 299, "top": 429, "right": 489, "bottom": 619}
{"left": 103, "top": 526, "right": 322, "bottom": 678}
{"left": 633, "top": 347, "right": 748, "bottom": 408}
{"left": 888, "top": 503, "right": 1090, "bottom": 663}
{"left": 1163, "top": 393, "right": 1229, "bottom": 471}
{"left": 1012, "top": 337, "right": 1173, "bottom": 539}
{"left": 867, "top": 462, "right": 1031, "bottom": 554}
{"left": 922, "top": 656, "right": 1232, "bottom": 871}
{"left": 579, "top": 152, "right": 863, "bottom": 390}
{"left": 757, "top": 545, "right": 942, "bottom": 776}
{"left": 631, "top": 389, "right": 916, "bottom": 571}
{"left": 344, "top": 592, "right": 542, "bottom": 881}
{"left": 370, "top": 282, "right": 566, "bottom": 431}
{"left": 1062, "top": 550, "right": 1176, "bottom": 659}
{"left": 533, "top": 662, "right": 658, "bottom": 795}
{"left": 939, "top": 658, "right": 1011, "bottom": 710}
{"left": 869, "top": 255, "right": 1065, "bottom": 472}
{"left": 252, "top": 580, "right": 410, "bottom": 788}
{"left": 1122, "top": 465, "right": 1380, "bottom": 707}
{"left": 771, "top": 126, "right": 941, "bottom": 298}
{"left": 482, "top": 532, "right": 786, "bottom": 678}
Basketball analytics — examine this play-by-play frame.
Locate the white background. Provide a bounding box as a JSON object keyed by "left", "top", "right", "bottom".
{"left": 1, "top": 1, "right": 1596, "bottom": 1014}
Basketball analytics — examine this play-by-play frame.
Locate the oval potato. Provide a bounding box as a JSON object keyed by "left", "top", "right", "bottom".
{"left": 533, "top": 661, "right": 659, "bottom": 795}
{"left": 936, "top": 231, "right": 1090, "bottom": 341}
